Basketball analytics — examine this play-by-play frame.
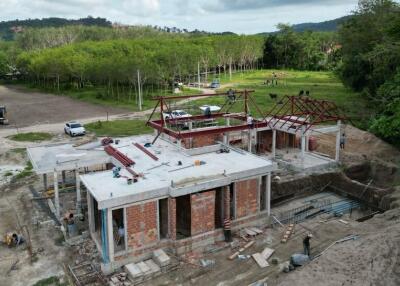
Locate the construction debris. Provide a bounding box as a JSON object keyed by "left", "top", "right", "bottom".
{"left": 252, "top": 253, "right": 269, "bottom": 268}
{"left": 228, "top": 240, "right": 255, "bottom": 260}
{"left": 252, "top": 247, "right": 275, "bottom": 268}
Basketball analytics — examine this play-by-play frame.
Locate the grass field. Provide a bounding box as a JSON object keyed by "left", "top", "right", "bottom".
{"left": 7, "top": 132, "right": 53, "bottom": 142}
{"left": 85, "top": 120, "right": 152, "bottom": 137}
{"left": 193, "top": 70, "right": 372, "bottom": 128}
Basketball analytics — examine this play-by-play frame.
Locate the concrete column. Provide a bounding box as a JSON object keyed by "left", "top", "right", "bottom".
{"left": 223, "top": 134, "right": 228, "bottom": 145}
{"left": 301, "top": 126, "right": 306, "bottom": 160}
{"left": 226, "top": 117, "right": 230, "bottom": 126}
{"left": 75, "top": 169, "right": 81, "bottom": 214}
{"left": 107, "top": 208, "right": 114, "bottom": 262}
{"left": 335, "top": 120, "right": 341, "bottom": 162}
{"left": 87, "top": 191, "right": 95, "bottom": 234}
{"left": 53, "top": 170, "right": 60, "bottom": 218}
{"left": 305, "top": 135, "right": 310, "bottom": 152}
{"left": 254, "top": 130, "right": 258, "bottom": 153}
{"left": 272, "top": 129, "right": 276, "bottom": 159}
{"left": 43, "top": 174, "right": 48, "bottom": 192}
{"left": 188, "top": 122, "right": 193, "bottom": 148}
{"left": 223, "top": 185, "right": 230, "bottom": 220}
{"left": 248, "top": 130, "right": 252, "bottom": 152}
{"left": 266, "top": 172, "right": 271, "bottom": 216}
{"left": 123, "top": 207, "right": 128, "bottom": 251}
{"left": 177, "top": 140, "right": 182, "bottom": 148}
{"left": 61, "top": 170, "right": 66, "bottom": 188}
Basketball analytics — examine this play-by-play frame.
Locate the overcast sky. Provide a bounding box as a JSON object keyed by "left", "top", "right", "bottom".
{"left": 0, "top": 0, "right": 360, "bottom": 34}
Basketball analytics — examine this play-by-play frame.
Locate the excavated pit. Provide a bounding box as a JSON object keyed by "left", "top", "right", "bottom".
{"left": 344, "top": 161, "right": 399, "bottom": 188}
{"left": 271, "top": 169, "right": 395, "bottom": 224}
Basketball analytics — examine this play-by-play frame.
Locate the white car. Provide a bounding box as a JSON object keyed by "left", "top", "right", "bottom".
{"left": 162, "top": 110, "right": 192, "bottom": 127}
{"left": 64, "top": 121, "right": 86, "bottom": 137}
{"left": 162, "top": 110, "right": 192, "bottom": 121}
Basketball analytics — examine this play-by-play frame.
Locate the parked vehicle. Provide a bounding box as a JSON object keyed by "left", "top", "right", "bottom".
{"left": 162, "top": 110, "right": 192, "bottom": 127}
{"left": 64, "top": 121, "right": 86, "bottom": 136}
{"left": 162, "top": 110, "right": 191, "bottom": 121}
{"left": 0, "top": 106, "right": 8, "bottom": 125}
{"left": 210, "top": 79, "right": 220, "bottom": 88}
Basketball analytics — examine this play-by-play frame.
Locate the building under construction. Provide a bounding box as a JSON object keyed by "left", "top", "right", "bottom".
{"left": 27, "top": 90, "right": 347, "bottom": 273}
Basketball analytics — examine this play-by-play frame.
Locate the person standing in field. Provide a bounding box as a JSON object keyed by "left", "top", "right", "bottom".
{"left": 340, "top": 133, "right": 346, "bottom": 149}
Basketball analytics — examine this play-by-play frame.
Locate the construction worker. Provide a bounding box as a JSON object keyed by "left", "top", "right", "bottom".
{"left": 227, "top": 89, "right": 236, "bottom": 103}
{"left": 223, "top": 218, "right": 232, "bottom": 242}
{"left": 247, "top": 114, "right": 254, "bottom": 128}
{"left": 340, "top": 133, "right": 346, "bottom": 149}
{"left": 12, "top": 233, "right": 24, "bottom": 246}
{"left": 303, "top": 233, "right": 313, "bottom": 256}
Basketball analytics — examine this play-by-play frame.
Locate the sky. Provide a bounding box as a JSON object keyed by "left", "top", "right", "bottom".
{"left": 0, "top": 0, "right": 361, "bottom": 34}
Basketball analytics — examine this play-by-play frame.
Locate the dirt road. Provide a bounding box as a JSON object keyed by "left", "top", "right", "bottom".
{"left": 0, "top": 85, "right": 216, "bottom": 138}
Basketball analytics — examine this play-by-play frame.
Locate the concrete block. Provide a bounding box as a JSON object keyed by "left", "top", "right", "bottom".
{"left": 124, "top": 263, "right": 143, "bottom": 280}
{"left": 153, "top": 249, "right": 171, "bottom": 267}
{"left": 144, "top": 259, "right": 160, "bottom": 275}
{"left": 137, "top": 261, "right": 151, "bottom": 274}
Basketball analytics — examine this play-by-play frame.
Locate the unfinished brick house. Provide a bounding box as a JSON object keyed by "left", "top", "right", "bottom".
{"left": 81, "top": 134, "right": 276, "bottom": 271}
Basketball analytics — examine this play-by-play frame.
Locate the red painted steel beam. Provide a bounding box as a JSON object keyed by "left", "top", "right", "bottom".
{"left": 152, "top": 90, "right": 255, "bottom": 100}
{"left": 133, "top": 143, "right": 159, "bottom": 161}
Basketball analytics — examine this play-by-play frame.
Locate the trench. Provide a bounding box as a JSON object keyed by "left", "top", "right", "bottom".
{"left": 271, "top": 166, "right": 396, "bottom": 224}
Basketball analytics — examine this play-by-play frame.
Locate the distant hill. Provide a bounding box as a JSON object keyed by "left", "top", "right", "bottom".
{"left": 291, "top": 16, "right": 352, "bottom": 32}
{"left": 0, "top": 16, "right": 111, "bottom": 40}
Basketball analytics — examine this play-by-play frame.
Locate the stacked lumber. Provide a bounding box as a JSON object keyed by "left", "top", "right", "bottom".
{"left": 281, "top": 223, "right": 295, "bottom": 243}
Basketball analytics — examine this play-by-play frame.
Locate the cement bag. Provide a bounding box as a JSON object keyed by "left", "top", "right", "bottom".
{"left": 290, "top": 254, "right": 310, "bottom": 266}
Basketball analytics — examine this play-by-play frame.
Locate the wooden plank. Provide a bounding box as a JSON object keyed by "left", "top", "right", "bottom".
{"left": 261, "top": 247, "right": 275, "bottom": 260}
{"left": 245, "top": 228, "right": 257, "bottom": 236}
{"left": 250, "top": 227, "right": 263, "bottom": 234}
{"left": 244, "top": 241, "right": 255, "bottom": 250}
{"left": 229, "top": 251, "right": 240, "bottom": 260}
{"left": 252, "top": 253, "right": 269, "bottom": 268}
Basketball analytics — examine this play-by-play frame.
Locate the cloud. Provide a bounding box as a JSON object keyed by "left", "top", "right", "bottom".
{"left": 207, "top": 0, "right": 354, "bottom": 11}
{"left": 0, "top": 0, "right": 359, "bottom": 34}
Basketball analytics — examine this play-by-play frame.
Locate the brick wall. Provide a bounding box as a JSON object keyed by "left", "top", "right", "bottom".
{"left": 168, "top": 198, "right": 176, "bottom": 240}
{"left": 257, "top": 130, "right": 273, "bottom": 153}
{"left": 190, "top": 190, "right": 215, "bottom": 236}
{"left": 184, "top": 133, "right": 223, "bottom": 148}
{"left": 126, "top": 201, "right": 158, "bottom": 248}
{"left": 235, "top": 178, "right": 259, "bottom": 218}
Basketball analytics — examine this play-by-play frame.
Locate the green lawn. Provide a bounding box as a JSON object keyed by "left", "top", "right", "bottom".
{"left": 196, "top": 69, "right": 372, "bottom": 128}
{"left": 7, "top": 132, "right": 53, "bottom": 142}
{"left": 85, "top": 120, "right": 152, "bottom": 137}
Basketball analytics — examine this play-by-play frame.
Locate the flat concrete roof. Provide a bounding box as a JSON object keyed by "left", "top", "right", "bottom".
{"left": 81, "top": 135, "right": 277, "bottom": 209}
{"left": 27, "top": 142, "right": 111, "bottom": 174}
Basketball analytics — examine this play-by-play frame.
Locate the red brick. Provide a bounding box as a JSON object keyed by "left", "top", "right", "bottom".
{"left": 235, "top": 178, "right": 258, "bottom": 218}
{"left": 126, "top": 201, "right": 158, "bottom": 248}
{"left": 191, "top": 190, "right": 215, "bottom": 236}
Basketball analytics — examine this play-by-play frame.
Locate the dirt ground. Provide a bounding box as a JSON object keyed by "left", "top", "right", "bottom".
{"left": 0, "top": 85, "right": 399, "bottom": 286}
{"left": 315, "top": 124, "right": 400, "bottom": 167}
{"left": 0, "top": 85, "right": 128, "bottom": 128}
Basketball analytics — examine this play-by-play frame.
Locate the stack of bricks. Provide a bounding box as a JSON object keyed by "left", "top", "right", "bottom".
{"left": 235, "top": 179, "right": 258, "bottom": 218}
{"left": 126, "top": 202, "right": 158, "bottom": 248}
{"left": 191, "top": 190, "right": 216, "bottom": 236}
